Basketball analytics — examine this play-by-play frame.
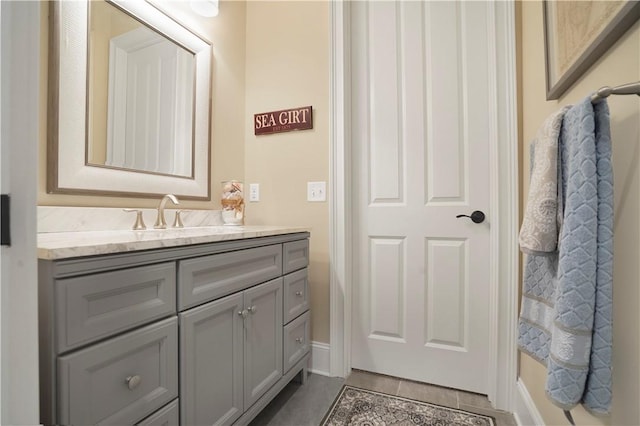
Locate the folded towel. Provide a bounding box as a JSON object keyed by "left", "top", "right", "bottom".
{"left": 518, "top": 96, "right": 613, "bottom": 415}
{"left": 519, "top": 106, "right": 570, "bottom": 255}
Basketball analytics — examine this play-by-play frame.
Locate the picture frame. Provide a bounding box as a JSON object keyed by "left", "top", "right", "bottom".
{"left": 543, "top": 0, "right": 640, "bottom": 100}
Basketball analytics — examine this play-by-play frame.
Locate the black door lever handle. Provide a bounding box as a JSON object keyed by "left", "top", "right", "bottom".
{"left": 456, "top": 210, "right": 485, "bottom": 224}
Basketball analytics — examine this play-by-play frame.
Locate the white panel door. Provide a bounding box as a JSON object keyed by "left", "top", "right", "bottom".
{"left": 352, "top": 1, "right": 492, "bottom": 394}
{"left": 106, "top": 29, "right": 193, "bottom": 176}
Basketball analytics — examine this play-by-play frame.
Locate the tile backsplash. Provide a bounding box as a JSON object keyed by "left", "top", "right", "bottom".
{"left": 38, "top": 206, "right": 223, "bottom": 233}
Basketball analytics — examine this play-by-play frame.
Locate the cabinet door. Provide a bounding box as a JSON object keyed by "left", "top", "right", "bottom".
{"left": 180, "top": 293, "right": 244, "bottom": 426}
{"left": 243, "top": 278, "right": 283, "bottom": 408}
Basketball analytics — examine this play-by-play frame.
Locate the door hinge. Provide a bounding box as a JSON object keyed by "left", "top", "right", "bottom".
{"left": 1, "top": 194, "right": 10, "bottom": 246}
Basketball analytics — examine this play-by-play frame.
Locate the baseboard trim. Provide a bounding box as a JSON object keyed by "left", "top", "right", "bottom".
{"left": 310, "top": 341, "right": 331, "bottom": 376}
{"left": 514, "top": 378, "right": 545, "bottom": 426}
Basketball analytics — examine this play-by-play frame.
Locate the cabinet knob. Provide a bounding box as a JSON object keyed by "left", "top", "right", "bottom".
{"left": 126, "top": 375, "right": 142, "bottom": 390}
{"left": 295, "top": 291, "right": 303, "bottom": 297}
{"left": 247, "top": 306, "right": 257, "bottom": 314}
{"left": 295, "top": 337, "right": 304, "bottom": 344}
{"left": 238, "top": 309, "right": 248, "bottom": 318}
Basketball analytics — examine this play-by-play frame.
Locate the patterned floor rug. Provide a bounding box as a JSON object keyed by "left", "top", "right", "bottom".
{"left": 321, "top": 386, "right": 495, "bottom": 426}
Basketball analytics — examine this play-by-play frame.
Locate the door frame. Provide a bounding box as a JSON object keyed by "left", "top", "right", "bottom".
{"left": 0, "top": 0, "right": 41, "bottom": 423}
{"left": 329, "top": 1, "right": 519, "bottom": 412}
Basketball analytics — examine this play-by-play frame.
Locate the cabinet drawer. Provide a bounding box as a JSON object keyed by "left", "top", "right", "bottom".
{"left": 283, "top": 269, "right": 309, "bottom": 324}
{"left": 178, "top": 245, "right": 282, "bottom": 310}
{"left": 58, "top": 317, "right": 178, "bottom": 426}
{"left": 283, "top": 240, "right": 309, "bottom": 274}
{"left": 56, "top": 262, "right": 176, "bottom": 353}
{"left": 283, "top": 311, "right": 310, "bottom": 374}
{"left": 137, "top": 399, "right": 179, "bottom": 426}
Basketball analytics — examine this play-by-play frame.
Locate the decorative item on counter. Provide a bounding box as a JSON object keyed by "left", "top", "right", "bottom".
{"left": 221, "top": 180, "right": 244, "bottom": 225}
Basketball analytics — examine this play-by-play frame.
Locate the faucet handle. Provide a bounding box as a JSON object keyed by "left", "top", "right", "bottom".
{"left": 123, "top": 209, "right": 146, "bottom": 230}
{"left": 173, "top": 210, "right": 191, "bottom": 228}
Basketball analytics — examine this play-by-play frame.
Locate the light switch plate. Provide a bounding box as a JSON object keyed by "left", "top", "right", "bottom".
{"left": 249, "top": 183, "right": 260, "bottom": 202}
{"left": 307, "top": 181, "right": 326, "bottom": 202}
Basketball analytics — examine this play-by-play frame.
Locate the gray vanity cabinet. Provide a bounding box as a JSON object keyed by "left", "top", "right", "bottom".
{"left": 39, "top": 232, "right": 310, "bottom": 426}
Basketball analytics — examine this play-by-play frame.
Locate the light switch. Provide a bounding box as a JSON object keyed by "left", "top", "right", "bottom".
{"left": 307, "top": 181, "right": 326, "bottom": 202}
{"left": 249, "top": 183, "right": 260, "bottom": 202}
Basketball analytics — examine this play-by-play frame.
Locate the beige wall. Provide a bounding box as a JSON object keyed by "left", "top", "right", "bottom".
{"left": 244, "top": 1, "right": 330, "bottom": 344}
{"left": 39, "top": 0, "right": 331, "bottom": 342}
{"left": 519, "top": 2, "right": 640, "bottom": 425}
{"left": 38, "top": 0, "right": 246, "bottom": 210}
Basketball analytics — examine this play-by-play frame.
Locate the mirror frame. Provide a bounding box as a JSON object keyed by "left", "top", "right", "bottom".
{"left": 48, "top": 0, "right": 212, "bottom": 200}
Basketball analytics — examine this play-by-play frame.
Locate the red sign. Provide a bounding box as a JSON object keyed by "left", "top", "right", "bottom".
{"left": 254, "top": 106, "right": 313, "bottom": 135}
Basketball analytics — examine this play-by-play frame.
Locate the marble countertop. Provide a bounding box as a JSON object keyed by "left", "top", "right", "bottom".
{"left": 38, "top": 226, "right": 310, "bottom": 260}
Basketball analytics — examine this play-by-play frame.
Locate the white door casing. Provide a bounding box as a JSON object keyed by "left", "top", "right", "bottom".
{"left": 329, "top": 0, "right": 519, "bottom": 410}
{"left": 0, "top": 1, "right": 41, "bottom": 423}
{"left": 351, "top": 0, "right": 491, "bottom": 393}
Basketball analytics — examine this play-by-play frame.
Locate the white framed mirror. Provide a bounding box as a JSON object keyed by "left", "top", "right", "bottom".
{"left": 48, "top": 0, "right": 212, "bottom": 199}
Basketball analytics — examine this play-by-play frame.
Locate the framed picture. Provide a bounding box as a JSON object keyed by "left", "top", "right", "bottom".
{"left": 543, "top": 1, "right": 640, "bottom": 100}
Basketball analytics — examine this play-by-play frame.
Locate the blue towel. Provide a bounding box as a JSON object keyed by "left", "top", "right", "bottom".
{"left": 518, "top": 96, "right": 613, "bottom": 415}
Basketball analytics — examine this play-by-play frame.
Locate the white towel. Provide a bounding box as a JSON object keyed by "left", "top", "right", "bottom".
{"left": 519, "top": 106, "right": 570, "bottom": 255}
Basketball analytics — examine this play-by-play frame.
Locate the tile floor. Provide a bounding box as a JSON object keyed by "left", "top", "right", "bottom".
{"left": 250, "top": 369, "right": 517, "bottom": 426}
{"left": 249, "top": 373, "right": 345, "bottom": 426}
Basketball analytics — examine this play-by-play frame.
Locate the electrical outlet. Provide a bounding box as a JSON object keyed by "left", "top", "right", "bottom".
{"left": 307, "top": 181, "right": 326, "bottom": 202}
{"left": 249, "top": 183, "right": 260, "bottom": 202}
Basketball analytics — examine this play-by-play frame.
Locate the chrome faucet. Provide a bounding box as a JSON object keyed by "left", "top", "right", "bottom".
{"left": 154, "top": 194, "right": 180, "bottom": 229}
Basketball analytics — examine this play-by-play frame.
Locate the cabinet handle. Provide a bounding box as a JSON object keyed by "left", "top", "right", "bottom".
{"left": 295, "top": 337, "right": 304, "bottom": 344}
{"left": 295, "top": 291, "right": 303, "bottom": 297}
{"left": 247, "top": 306, "right": 257, "bottom": 314}
{"left": 126, "top": 375, "right": 142, "bottom": 390}
{"left": 238, "top": 309, "right": 248, "bottom": 318}
{"left": 455, "top": 210, "right": 486, "bottom": 224}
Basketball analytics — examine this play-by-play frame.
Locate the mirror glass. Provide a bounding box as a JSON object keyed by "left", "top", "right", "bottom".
{"left": 87, "top": 1, "right": 195, "bottom": 178}
{"left": 48, "top": 0, "right": 212, "bottom": 199}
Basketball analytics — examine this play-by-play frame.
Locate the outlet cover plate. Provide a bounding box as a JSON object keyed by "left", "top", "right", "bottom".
{"left": 249, "top": 183, "right": 260, "bottom": 202}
